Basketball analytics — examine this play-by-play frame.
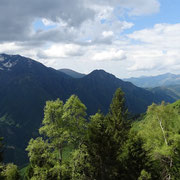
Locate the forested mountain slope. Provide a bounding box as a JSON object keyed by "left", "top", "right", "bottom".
{"left": 0, "top": 54, "right": 176, "bottom": 165}
{"left": 148, "top": 84, "right": 180, "bottom": 102}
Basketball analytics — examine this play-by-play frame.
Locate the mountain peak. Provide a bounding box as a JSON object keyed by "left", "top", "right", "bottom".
{"left": 0, "top": 54, "right": 44, "bottom": 72}
{"left": 0, "top": 54, "right": 20, "bottom": 70}
{"left": 88, "top": 69, "right": 116, "bottom": 79}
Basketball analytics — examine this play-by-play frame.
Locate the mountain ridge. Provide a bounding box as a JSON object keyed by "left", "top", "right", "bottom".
{"left": 59, "top": 68, "right": 85, "bottom": 78}
{"left": 0, "top": 54, "right": 177, "bottom": 165}
{"left": 124, "top": 73, "right": 180, "bottom": 88}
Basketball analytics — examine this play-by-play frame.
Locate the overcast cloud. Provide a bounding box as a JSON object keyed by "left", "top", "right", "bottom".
{"left": 0, "top": 0, "right": 179, "bottom": 78}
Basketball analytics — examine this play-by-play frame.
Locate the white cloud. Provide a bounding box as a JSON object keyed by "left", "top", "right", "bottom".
{"left": 1, "top": 22, "right": 179, "bottom": 78}
{"left": 88, "top": 0, "right": 160, "bottom": 16}
{"left": 102, "top": 31, "right": 114, "bottom": 38}
{"left": 41, "top": 44, "right": 85, "bottom": 59}
{"left": 92, "top": 48, "right": 126, "bottom": 61}
{"left": 126, "top": 23, "right": 180, "bottom": 74}
{"left": 128, "top": 23, "right": 180, "bottom": 48}
{"left": 0, "top": 43, "right": 21, "bottom": 52}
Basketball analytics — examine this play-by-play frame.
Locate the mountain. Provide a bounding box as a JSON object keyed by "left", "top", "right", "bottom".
{"left": 59, "top": 68, "right": 85, "bottom": 78}
{"left": 148, "top": 84, "right": 180, "bottom": 102}
{"left": 71, "top": 70, "right": 175, "bottom": 115}
{"left": 0, "top": 54, "right": 176, "bottom": 165}
{"left": 0, "top": 54, "right": 75, "bottom": 164}
{"left": 124, "top": 73, "right": 180, "bottom": 88}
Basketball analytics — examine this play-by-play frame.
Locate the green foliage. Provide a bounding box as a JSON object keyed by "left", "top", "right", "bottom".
{"left": 71, "top": 144, "right": 93, "bottom": 180}
{"left": 138, "top": 102, "right": 180, "bottom": 179}
{"left": 71, "top": 89, "right": 130, "bottom": 179}
{"left": 24, "top": 90, "right": 180, "bottom": 180}
{"left": 170, "top": 99, "right": 180, "bottom": 113}
{"left": 26, "top": 138, "right": 52, "bottom": 168}
{"left": 138, "top": 169, "right": 151, "bottom": 180}
{"left": 63, "top": 95, "right": 87, "bottom": 146}
{"left": 1, "top": 163, "right": 19, "bottom": 180}
{"left": 121, "top": 125, "right": 159, "bottom": 179}
{"left": 106, "top": 88, "right": 129, "bottom": 148}
{"left": 26, "top": 95, "right": 87, "bottom": 179}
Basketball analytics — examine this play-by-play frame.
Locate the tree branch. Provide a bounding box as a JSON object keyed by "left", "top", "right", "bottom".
{"left": 157, "top": 116, "right": 168, "bottom": 146}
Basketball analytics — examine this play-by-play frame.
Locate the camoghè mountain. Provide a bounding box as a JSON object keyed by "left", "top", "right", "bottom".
{"left": 0, "top": 54, "right": 176, "bottom": 165}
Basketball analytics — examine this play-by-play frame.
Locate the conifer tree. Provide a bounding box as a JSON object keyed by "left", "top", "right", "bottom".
{"left": 105, "top": 88, "right": 130, "bottom": 177}
{"left": 71, "top": 89, "right": 131, "bottom": 179}
{"left": 106, "top": 88, "right": 129, "bottom": 146}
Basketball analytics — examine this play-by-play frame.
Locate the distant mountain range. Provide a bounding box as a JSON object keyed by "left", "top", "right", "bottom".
{"left": 124, "top": 73, "right": 180, "bottom": 102}
{"left": 59, "top": 68, "right": 85, "bottom": 78}
{"left": 148, "top": 84, "right": 180, "bottom": 102}
{"left": 0, "top": 54, "right": 178, "bottom": 165}
{"left": 124, "top": 73, "right": 180, "bottom": 88}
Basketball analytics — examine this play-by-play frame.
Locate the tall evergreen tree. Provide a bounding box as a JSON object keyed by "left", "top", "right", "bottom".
{"left": 72, "top": 89, "right": 131, "bottom": 179}
{"left": 105, "top": 88, "right": 130, "bottom": 178}
{"left": 106, "top": 88, "right": 129, "bottom": 146}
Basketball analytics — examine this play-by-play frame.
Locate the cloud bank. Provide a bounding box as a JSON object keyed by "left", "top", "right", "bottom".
{"left": 0, "top": 0, "right": 179, "bottom": 78}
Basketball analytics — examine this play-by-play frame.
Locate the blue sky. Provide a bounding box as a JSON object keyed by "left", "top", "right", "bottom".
{"left": 33, "top": 20, "right": 56, "bottom": 32}
{"left": 119, "top": 0, "right": 180, "bottom": 34}
{"left": 0, "top": 0, "right": 179, "bottom": 78}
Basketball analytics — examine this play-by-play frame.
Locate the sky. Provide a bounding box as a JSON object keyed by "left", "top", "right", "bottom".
{"left": 0, "top": 0, "right": 180, "bottom": 78}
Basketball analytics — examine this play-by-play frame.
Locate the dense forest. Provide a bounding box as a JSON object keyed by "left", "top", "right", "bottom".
{"left": 0, "top": 88, "right": 179, "bottom": 180}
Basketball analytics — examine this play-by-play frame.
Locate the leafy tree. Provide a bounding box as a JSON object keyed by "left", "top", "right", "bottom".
{"left": 63, "top": 94, "right": 87, "bottom": 147}
{"left": 26, "top": 95, "right": 87, "bottom": 179}
{"left": 138, "top": 102, "right": 180, "bottom": 179}
{"left": 1, "top": 163, "right": 19, "bottom": 180}
{"left": 0, "top": 137, "right": 20, "bottom": 180}
{"left": 39, "top": 98, "right": 66, "bottom": 179}
{"left": 26, "top": 137, "right": 56, "bottom": 179}
{"left": 71, "top": 144, "right": 93, "bottom": 180}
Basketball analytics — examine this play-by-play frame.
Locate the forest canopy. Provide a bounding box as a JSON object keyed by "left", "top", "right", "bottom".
{"left": 1, "top": 88, "right": 180, "bottom": 180}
